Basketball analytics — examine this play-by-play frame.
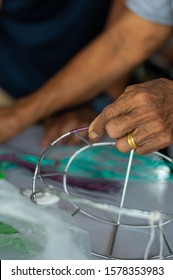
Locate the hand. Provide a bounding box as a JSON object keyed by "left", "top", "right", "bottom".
{"left": 0, "top": 92, "right": 48, "bottom": 143}
{"left": 41, "top": 106, "right": 96, "bottom": 148}
{"left": 0, "top": 104, "right": 26, "bottom": 143}
{"left": 89, "top": 78, "right": 173, "bottom": 154}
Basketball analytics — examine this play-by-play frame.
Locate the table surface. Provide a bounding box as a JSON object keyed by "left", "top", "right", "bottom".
{"left": 1, "top": 125, "right": 173, "bottom": 260}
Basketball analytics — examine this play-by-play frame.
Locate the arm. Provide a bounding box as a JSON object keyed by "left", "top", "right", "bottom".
{"left": 40, "top": 0, "right": 126, "bottom": 147}
{"left": 0, "top": 6, "right": 171, "bottom": 143}
{"left": 104, "top": 0, "right": 130, "bottom": 101}
{"left": 16, "top": 7, "right": 171, "bottom": 127}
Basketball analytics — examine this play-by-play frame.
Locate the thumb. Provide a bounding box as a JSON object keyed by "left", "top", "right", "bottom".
{"left": 88, "top": 113, "right": 106, "bottom": 139}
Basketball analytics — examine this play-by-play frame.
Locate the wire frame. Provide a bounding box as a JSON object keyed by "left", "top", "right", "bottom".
{"left": 31, "top": 127, "right": 173, "bottom": 260}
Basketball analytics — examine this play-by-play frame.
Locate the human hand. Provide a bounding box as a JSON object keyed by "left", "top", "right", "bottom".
{"left": 41, "top": 106, "right": 96, "bottom": 148}
{"left": 0, "top": 104, "right": 26, "bottom": 143}
{"left": 88, "top": 78, "right": 173, "bottom": 154}
{"left": 0, "top": 91, "right": 50, "bottom": 143}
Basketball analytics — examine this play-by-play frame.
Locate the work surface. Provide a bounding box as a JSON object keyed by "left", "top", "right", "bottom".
{"left": 0, "top": 125, "right": 173, "bottom": 260}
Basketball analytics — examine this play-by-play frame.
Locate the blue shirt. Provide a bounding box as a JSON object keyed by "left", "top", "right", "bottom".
{"left": 126, "top": 0, "right": 173, "bottom": 26}
{"left": 0, "top": 0, "right": 111, "bottom": 98}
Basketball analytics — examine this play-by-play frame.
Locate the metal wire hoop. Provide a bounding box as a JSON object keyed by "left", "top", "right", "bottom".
{"left": 31, "top": 127, "right": 173, "bottom": 259}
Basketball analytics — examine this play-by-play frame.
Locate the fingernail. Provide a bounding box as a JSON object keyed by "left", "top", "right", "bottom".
{"left": 88, "top": 131, "right": 99, "bottom": 139}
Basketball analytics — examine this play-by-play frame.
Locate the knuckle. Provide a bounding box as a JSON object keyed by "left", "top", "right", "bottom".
{"left": 124, "top": 84, "right": 135, "bottom": 93}
{"left": 105, "top": 122, "right": 117, "bottom": 138}
{"left": 135, "top": 91, "right": 149, "bottom": 103}
{"left": 102, "top": 104, "right": 115, "bottom": 120}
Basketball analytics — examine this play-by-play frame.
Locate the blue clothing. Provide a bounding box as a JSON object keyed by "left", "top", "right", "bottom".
{"left": 0, "top": 0, "right": 111, "bottom": 98}
{"left": 125, "top": 0, "right": 173, "bottom": 26}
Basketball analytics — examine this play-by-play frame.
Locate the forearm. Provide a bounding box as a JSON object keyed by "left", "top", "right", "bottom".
{"left": 17, "top": 8, "right": 171, "bottom": 127}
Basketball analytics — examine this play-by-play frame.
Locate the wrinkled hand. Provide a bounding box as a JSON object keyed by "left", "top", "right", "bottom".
{"left": 89, "top": 78, "right": 173, "bottom": 154}
{"left": 41, "top": 106, "right": 96, "bottom": 147}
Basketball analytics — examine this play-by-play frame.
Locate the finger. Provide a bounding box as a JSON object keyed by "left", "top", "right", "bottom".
{"left": 115, "top": 120, "right": 173, "bottom": 155}
{"left": 115, "top": 131, "right": 141, "bottom": 153}
{"left": 88, "top": 95, "right": 137, "bottom": 139}
{"left": 105, "top": 103, "right": 157, "bottom": 139}
{"left": 88, "top": 113, "right": 106, "bottom": 139}
{"left": 104, "top": 110, "right": 143, "bottom": 139}
{"left": 136, "top": 127, "right": 173, "bottom": 154}
{"left": 115, "top": 135, "right": 152, "bottom": 154}
{"left": 104, "top": 111, "right": 137, "bottom": 139}
{"left": 115, "top": 124, "right": 150, "bottom": 153}
{"left": 88, "top": 102, "right": 127, "bottom": 138}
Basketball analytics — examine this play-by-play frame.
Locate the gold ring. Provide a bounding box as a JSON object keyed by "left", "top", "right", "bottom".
{"left": 127, "top": 132, "right": 138, "bottom": 149}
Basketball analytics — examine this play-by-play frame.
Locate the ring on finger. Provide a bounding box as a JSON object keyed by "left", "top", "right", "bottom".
{"left": 127, "top": 131, "right": 138, "bottom": 149}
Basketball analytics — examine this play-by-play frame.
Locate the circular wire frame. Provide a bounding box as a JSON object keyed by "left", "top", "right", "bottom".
{"left": 31, "top": 127, "right": 173, "bottom": 259}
